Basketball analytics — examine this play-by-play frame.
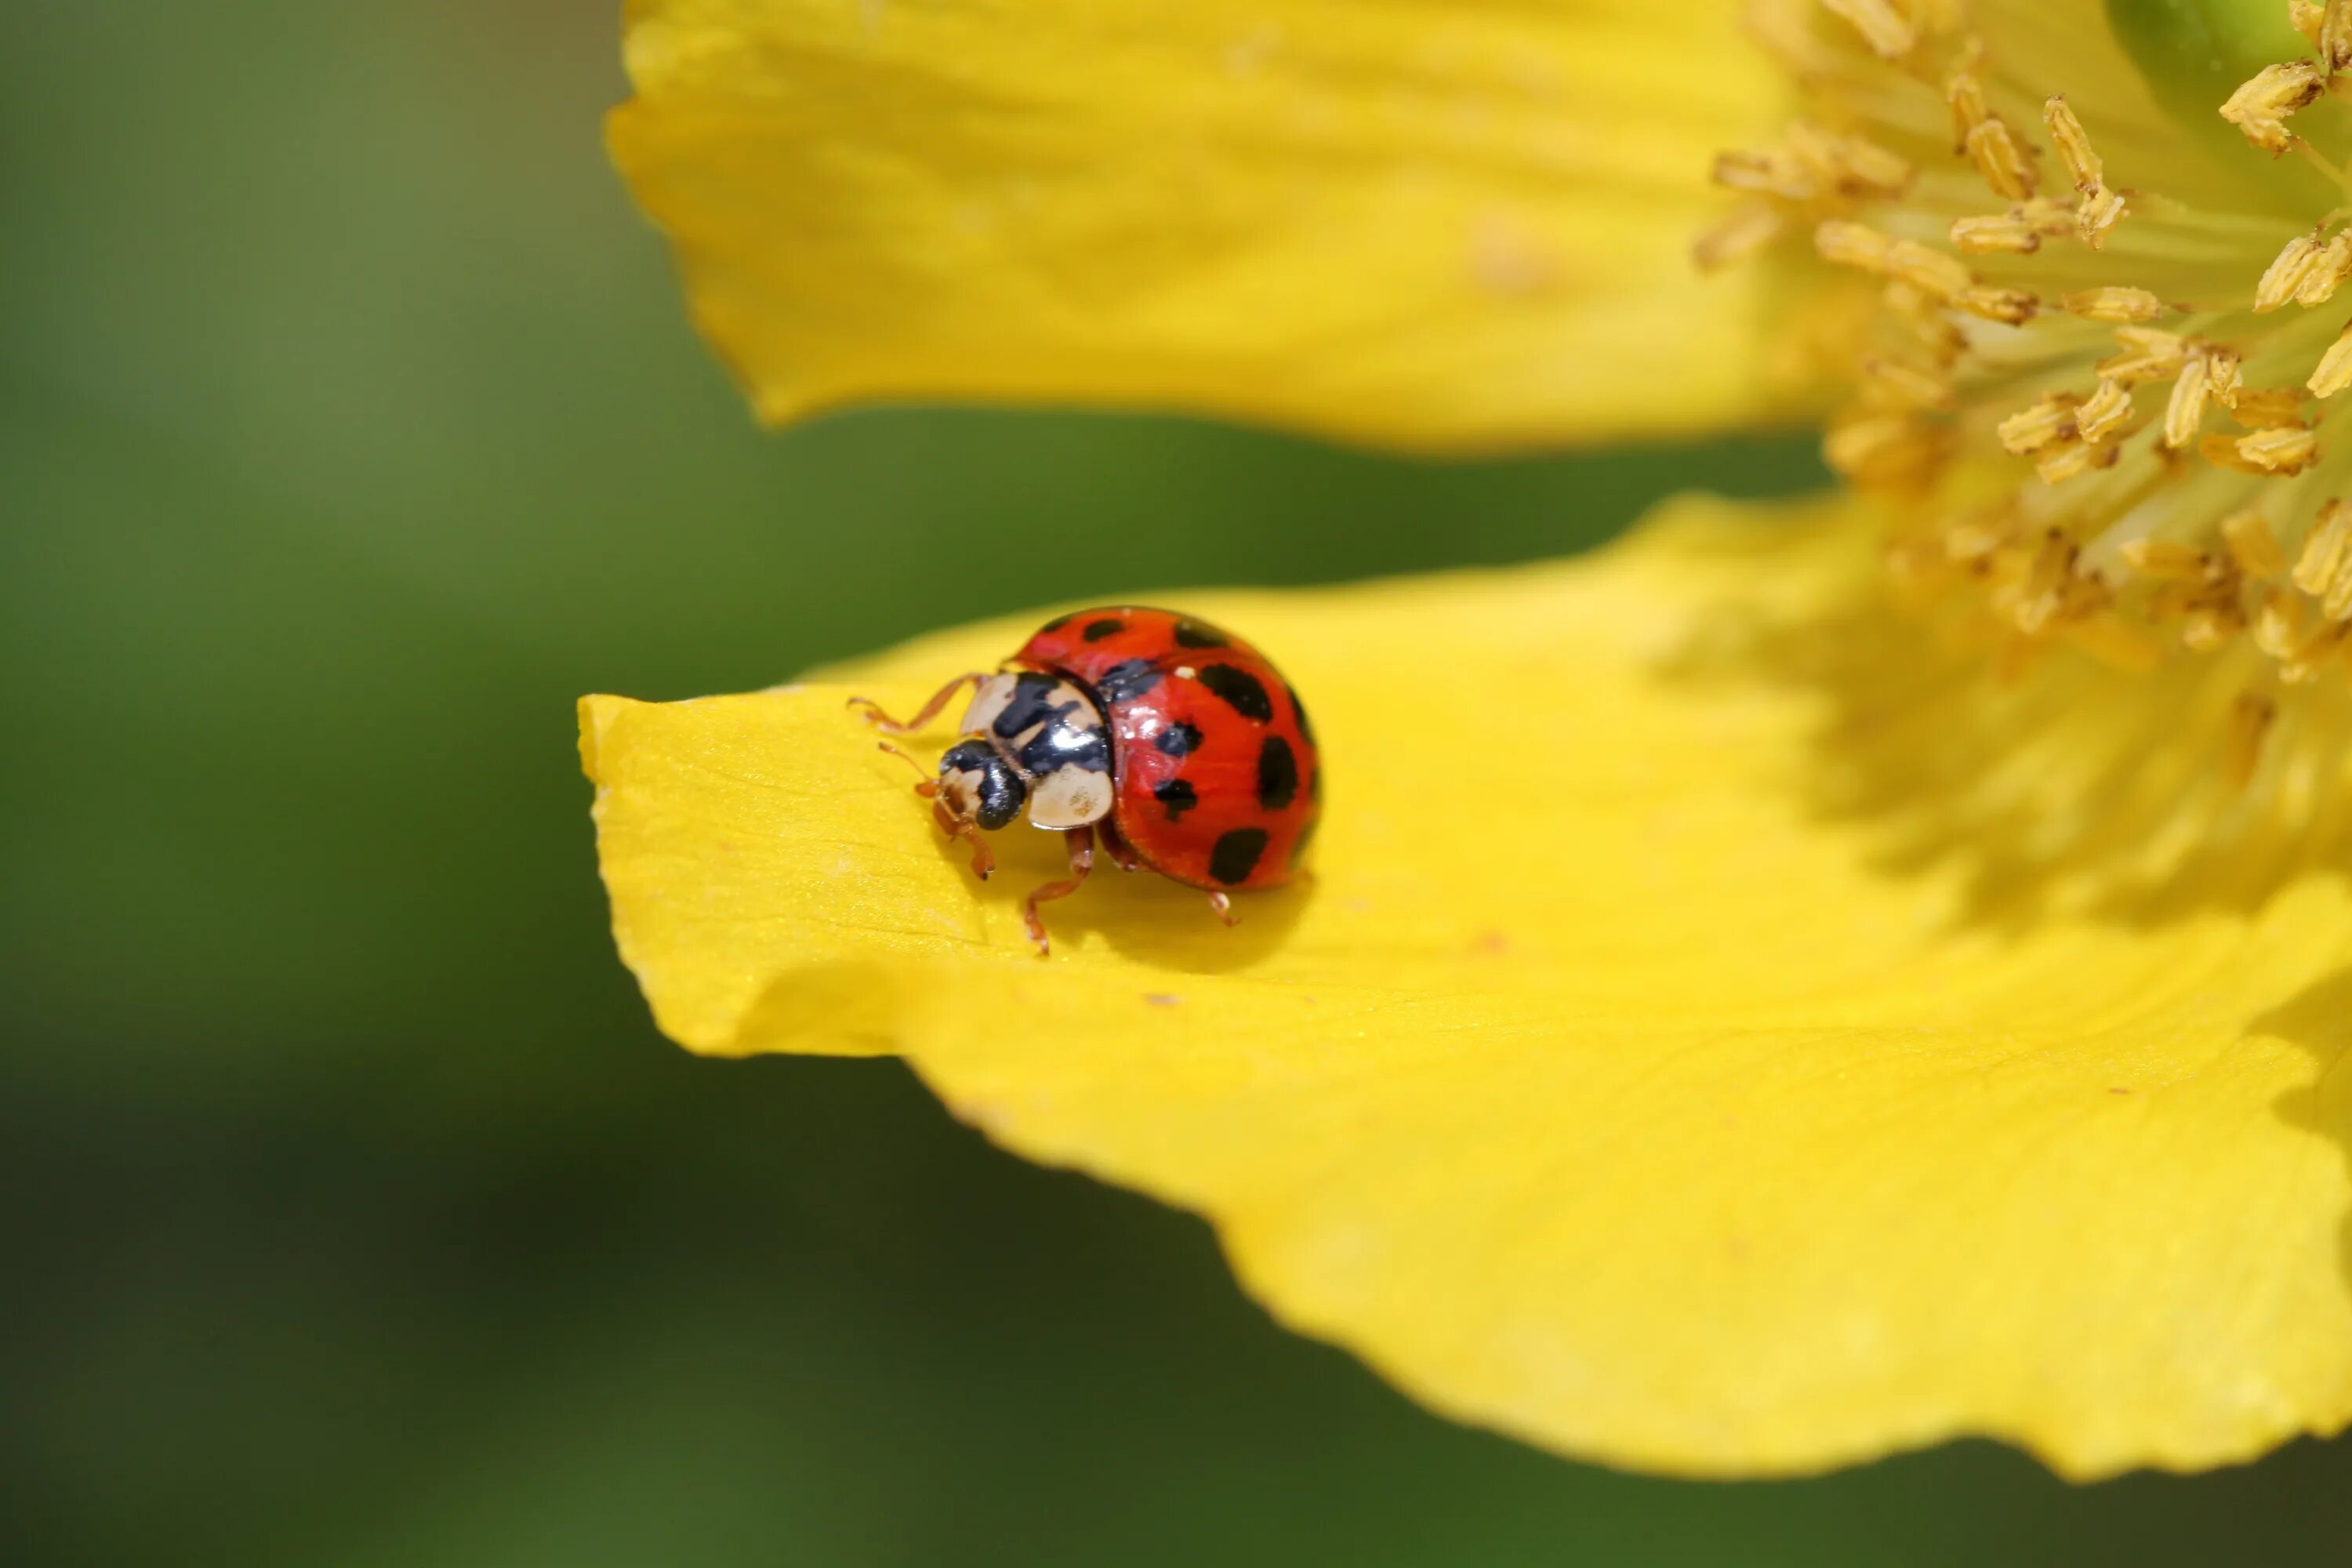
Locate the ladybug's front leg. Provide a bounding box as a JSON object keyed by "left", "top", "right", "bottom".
{"left": 878, "top": 739, "right": 994, "bottom": 878}
{"left": 931, "top": 800, "right": 997, "bottom": 880}
{"left": 1097, "top": 817, "right": 1144, "bottom": 873}
{"left": 1204, "top": 891, "right": 1239, "bottom": 927}
{"left": 848, "top": 672, "right": 985, "bottom": 735}
{"left": 1022, "top": 826, "right": 1094, "bottom": 957}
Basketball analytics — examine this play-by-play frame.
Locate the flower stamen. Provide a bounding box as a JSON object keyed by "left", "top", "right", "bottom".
{"left": 1823, "top": 0, "right": 1920, "bottom": 59}
{"left": 1701, "top": 0, "right": 2352, "bottom": 786}
{"left": 2220, "top": 62, "right": 2325, "bottom": 157}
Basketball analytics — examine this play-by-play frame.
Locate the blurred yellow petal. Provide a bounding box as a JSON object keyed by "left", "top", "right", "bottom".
{"left": 582, "top": 495, "right": 2352, "bottom": 1478}
{"left": 607, "top": 0, "right": 1794, "bottom": 452}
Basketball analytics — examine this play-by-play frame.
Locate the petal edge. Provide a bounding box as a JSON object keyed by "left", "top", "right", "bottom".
{"left": 610, "top": 0, "right": 1798, "bottom": 451}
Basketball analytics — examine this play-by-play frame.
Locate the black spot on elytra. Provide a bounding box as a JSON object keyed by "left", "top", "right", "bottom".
{"left": 1152, "top": 779, "right": 1198, "bottom": 821}
{"left": 1155, "top": 721, "right": 1203, "bottom": 757}
{"left": 1083, "top": 617, "right": 1126, "bottom": 642}
{"left": 1092, "top": 658, "right": 1161, "bottom": 706}
{"left": 1173, "top": 618, "right": 1229, "bottom": 649}
{"left": 1255, "top": 735, "right": 1298, "bottom": 811}
{"left": 1286, "top": 683, "right": 1315, "bottom": 748}
{"left": 1196, "top": 663, "right": 1272, "bottom": 722}
{"left": 1209, "top": 827, "right": 1269, "bottom": 886}
{"left": 1035, "top": 613, "right": 1074, "bottom": 636}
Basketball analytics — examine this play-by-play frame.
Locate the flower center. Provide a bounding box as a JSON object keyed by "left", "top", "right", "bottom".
{"left": 1704, "top": 0, "right": 2352, "bottom": 786}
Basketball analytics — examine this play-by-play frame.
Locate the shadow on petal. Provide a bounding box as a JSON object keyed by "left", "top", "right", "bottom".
{"left": 1657, "top": 515, "right": 2352, "bottom": 932}
{"left": 1649, "top": 504, "right": 2352, "bottom": 1347}
{"left": 874, "top": 788, "right": 1316, "bottom": 975}
{"left": 2258, "top": 969, "right": 2352, "bottom": 1308}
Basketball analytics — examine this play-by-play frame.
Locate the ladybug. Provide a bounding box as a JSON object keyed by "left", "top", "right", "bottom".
{"left": 851, "top": 607, "right": 1320, "bottom": 955}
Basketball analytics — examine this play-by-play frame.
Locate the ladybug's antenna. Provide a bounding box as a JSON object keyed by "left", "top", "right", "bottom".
{"left": 877, "top": 740, "right": 940, "bottom": 797}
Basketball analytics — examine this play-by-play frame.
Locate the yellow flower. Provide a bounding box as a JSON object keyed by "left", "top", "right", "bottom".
{"left": 591, "top": 0, "right": 2352, "bottom": 1478}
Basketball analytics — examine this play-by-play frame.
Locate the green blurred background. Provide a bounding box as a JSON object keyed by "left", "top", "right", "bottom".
{"left": 8, "top": 4, "right": 2352, "bottom": 1563}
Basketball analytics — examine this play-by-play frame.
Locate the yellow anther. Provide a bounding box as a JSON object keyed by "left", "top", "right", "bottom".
{"left": 2282, "top": 620, "right": 2350, "bottom": 682}
{"left": 1944, "top": 510, "right": 2017, "bottom": 561}
{"left": 2116, "top": 325, "right": 2186, "bottom": 354}
{"left": 2237, "top": 426, "right": 2320, "bottom": 473}
{"left": 2298, "top": 234, "right": 2352, "bottom": 306}
{"left": 1815, "top": 219, "right": 1895, "bottom": 273}
{"left": 1824, "top": 412, "right": 1947, "bottom": 488}
{"left": 2229, "top": 387, "right": 2307, "bottom": 429}
{"left": 2075, "top": 378, "right": 2135, "bottom": 442}
{"left": 2121, "top": 539, "right": 2216, "bottom": 581}
{"left": 2165, "top": 355, "right": 2212, "bottom": 448}
{"left": 2306, "top": 528, "right": 2352, "bottom": 619}
{"left": 1954, "top": 285, "right": 2038, "bottom": 324}
{"left": 1888, "top": 238, "right": 1974, "bottom": 299}
{"left": 1957, "top": 201, "right": 2089, "bottom": 256}
{"left": 2205, "top": 347, "right": 2245, "bottom": 407}
{"left": 1965, "top": 118, "right": 2038, "bottom": 201}
{"left": 2310, "top": 324, "right": 2352, "bottom": 397}
{"left": 2295, "top": 0, "right": 2328, "bottom": 47}
{"left": 2020, "top": 524, "right": 2074, "bottom": 588}
{"left": 2225, "top": 692, "right": 2277, "bottom": 785}
{"left": 1786, "top": 122, "right": 1914, "bottom": 198}
{"left": 2076, "top": 184, "right": 2128, "bottom": 249}
{"left": 2200, "top": 432, "right": 2274, "bottom": 474}
{"left": 2325, "top": 0, "right": 2352, "bottom": 74}
{"left": 2182, "top": 597, "right": 2248, "bottom": 652}
{"left": 2062, "top": 286, "right": 2167, "bottom": 323}
{"left": 1860, "top": 357, "right": 1957, "bottom": 411}
{"left": 2099, "top": 326, "right": 2187, "bottom": 383}
{"left": 1711, "top": 149, "right": 1816, "bottom": 201}
{"left": 2292, "top": 500, "right": 2352, "bottom": 596}
{"left": 1884, "top": 281, "right": 1967, "bottom": 361}
{"left": 1824, "top": 0, "right": 1917, "bottom": 57}
{"left": 2018, "top": 198, "right": 2081, "bottom": 238}
{"left": 1999, "top": 393, "right": 2078, "bottom": 455}
{"left": 2035, "top": 438, "right": 2113, "bottom": 484}
{"left": 1951, "top": 211, "right": 2044, "bottom": 255}
{"left": 2223, "top": 510, "right": 2288, "bottom": 577}
{"left": 2010, "top": 528, "right": 2093, "bottom": 626}
{"left": 2255, "top": 584, "right": 2307, "bottom": 658}
{"left": 1693, "top": 202, "right": 1784, "bottom": 274}
{"left": 1699, "top": 2, "right": 2352, "bottom": 701}
{"left": 2256, "top": 234, "right": 2325, "bottom": 312}
{"left": 2043, "top": 97, "right": 2100, "bottom": 191}
{"left": 1945, "top": 63, "right": 1987, "bottom": 147}
{"left": 2220, "top": 61, "right": 2325, "bottom": 156}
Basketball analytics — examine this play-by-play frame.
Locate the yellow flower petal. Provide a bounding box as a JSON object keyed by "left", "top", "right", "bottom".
{"left": 582, "top": 496, "right": 2352, "bottom": 1478}
{"left": 608, "top": 0, "right": 1792, "bottom": 451}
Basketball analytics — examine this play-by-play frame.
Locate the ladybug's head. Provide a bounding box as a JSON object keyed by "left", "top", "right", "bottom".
{"left": 935, "top": 738, "right": 1027, "bottom": 831}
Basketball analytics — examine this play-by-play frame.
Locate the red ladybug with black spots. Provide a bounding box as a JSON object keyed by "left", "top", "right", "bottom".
{"left": 851, "top": 608, "right": 1319, "bottom": 955}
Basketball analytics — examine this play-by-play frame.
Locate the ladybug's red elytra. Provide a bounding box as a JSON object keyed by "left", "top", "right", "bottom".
{"left": 850, "top": 607, "right": 1321, "bottom": 956}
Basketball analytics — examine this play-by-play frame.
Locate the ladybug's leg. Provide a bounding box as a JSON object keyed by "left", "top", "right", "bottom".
{"left": 883, "top": 738, "right": 998, "bottom": 879}
{"left": 1097, "top": 817, "right": 1144, "bottom": 873}
{"left": 876, "top": 741, "right": 939, "bottom": 798}
{"left": 1205, "top": 891, "right": 1239, "bottom": 927}
{"left": 1022, "top": 826, "right": 1094, "bottom": 957}
{"left": 930, "top": 798, "right": 996, "bottom": 880}
{"left": 848, "top": 672, "right": 985, "bottom": 735}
